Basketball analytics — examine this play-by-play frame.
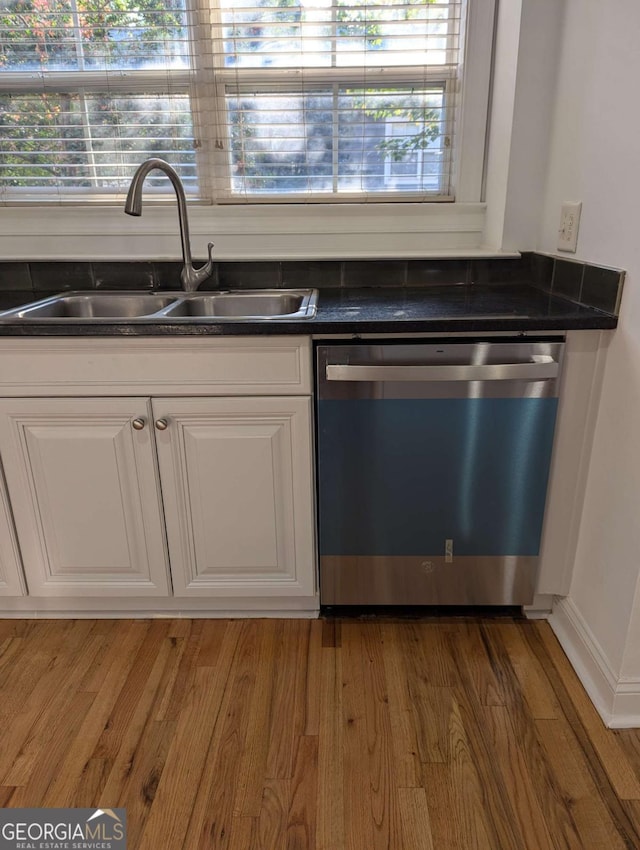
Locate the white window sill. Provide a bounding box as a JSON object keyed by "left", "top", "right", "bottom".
{"left": 0, "top": 202, "right": 498, "bottom": 261}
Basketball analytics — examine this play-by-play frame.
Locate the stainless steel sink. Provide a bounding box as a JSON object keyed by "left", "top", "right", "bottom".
{"left": 158, "top": 290, "right": 317, "bottom": 320}
{"left": 0, "top": 292, "right": 179, "bottom": 320}
{"left": 0, "top": 289, "right": 318, "bottom": 322}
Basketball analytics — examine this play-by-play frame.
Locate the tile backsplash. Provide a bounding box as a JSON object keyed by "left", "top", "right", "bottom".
{"left": 529, "top": 252, "right": 625, "bottom": 315}
{"left": 0, "top": 253, "right": 625, "bottom": 315}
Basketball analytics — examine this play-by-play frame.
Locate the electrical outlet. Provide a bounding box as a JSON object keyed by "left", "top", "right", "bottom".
{"left": 558, "top": 202, "right": 582, "bottom": 252}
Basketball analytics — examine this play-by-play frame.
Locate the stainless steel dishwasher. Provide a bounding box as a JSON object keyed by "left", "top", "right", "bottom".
{"left": 316, "top": 339, "right": 564, "bottom": 606}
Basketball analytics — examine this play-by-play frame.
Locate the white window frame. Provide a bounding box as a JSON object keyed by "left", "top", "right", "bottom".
{"left": 453, "top": 0, "right": 495, "bottom": 203}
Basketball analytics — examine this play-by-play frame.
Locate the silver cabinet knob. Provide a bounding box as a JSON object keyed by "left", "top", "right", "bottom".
{"left": 155, "top": 418, "right": 169, "bottom": 431}
{"left": 132, "top": 417, "right": 146, "bottom": 431}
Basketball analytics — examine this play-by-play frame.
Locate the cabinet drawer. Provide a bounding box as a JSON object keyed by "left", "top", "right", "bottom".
{"left": 0, "top": 337, "right": 312, "bottom": 397}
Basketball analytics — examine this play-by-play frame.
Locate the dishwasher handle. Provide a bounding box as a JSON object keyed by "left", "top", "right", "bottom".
{"left": 325, "top": 356, "right": 559, "bottom": 383}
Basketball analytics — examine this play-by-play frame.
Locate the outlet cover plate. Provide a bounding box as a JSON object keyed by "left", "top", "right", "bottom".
{"left": 558, "top": 202, "right": 582, "bottom": 252}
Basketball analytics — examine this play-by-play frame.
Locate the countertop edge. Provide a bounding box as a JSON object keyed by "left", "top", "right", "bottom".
{"left": 0, "top": 316, "right": 618, "bottom": 337}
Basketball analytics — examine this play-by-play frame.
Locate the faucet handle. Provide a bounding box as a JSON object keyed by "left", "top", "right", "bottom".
{"left": 199, "top": 241, "right": 215, "bottom": 279}
{"left": 182, "top": 242, "right": 215, "bottom": 291}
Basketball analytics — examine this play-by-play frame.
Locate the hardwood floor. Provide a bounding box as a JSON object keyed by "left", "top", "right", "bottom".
{"left": 1, "top": 616, "right": 640, "bottom": 849}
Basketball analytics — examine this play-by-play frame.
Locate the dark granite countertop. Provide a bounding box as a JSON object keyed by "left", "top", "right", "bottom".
{"left": 303, "top": 284, "right": 617, "bottom": 334}
{"left": 0, "top": 283, "right": 618, "bottom": 337}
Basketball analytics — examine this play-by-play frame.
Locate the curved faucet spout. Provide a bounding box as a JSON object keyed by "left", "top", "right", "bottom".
{"left": 124, "top": 158, "right": 213, "bottom": 292}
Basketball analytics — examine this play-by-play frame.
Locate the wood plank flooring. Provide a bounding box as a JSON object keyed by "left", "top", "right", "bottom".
{"left": 1, "top": 616, "right": 640, "bottom": 849}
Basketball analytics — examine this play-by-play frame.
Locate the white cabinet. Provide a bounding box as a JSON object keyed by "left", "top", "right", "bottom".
{"left": 0, "top": 465, "right": 25, "bottom": 596}
{"left": 0, "top": 337, "right": 316, "bottom": 611}
{"left": 0, "top": 397, "right": 170, "bottom": 597}
{"left": 154, "top": 396, "right": 314, "bottom": 597}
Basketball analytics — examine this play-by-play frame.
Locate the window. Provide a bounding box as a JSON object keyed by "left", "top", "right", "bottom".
{"left": 213, "top": 0, "right": 460, "bottom": 200}
{"left": 0, "top": 0, "right": 481, "bottom": 204}
{"left": 0, "top": 0, "right": 198, "bottom": 199}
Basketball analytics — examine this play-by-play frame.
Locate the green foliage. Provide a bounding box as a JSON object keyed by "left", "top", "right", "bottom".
{"left": 0, "top": 1, "right": 193, "bottom": 189}
{"left": 377, "top": 126, "right": 438, "bottom": 161}
{"left": 335, "top": 0, "right": 437, "bottom": 49}
{"left": 349, "top": 89, "right": 442, "bottom": 162}
{"left": 0, "top": 0, "right": 187, "bottom": 70}
{"left": 0, "top": 91, "right": 194, "bottom": 188}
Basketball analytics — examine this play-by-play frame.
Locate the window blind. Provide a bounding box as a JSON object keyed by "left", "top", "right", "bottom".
{"left": 200, "top": 0, "right": 462, "bottom": 201}
{"left": 0, "top": 0, "right": 465, "bottom": 202}
{"left": 0, "top": 0, "right": 199, "bottom": 201}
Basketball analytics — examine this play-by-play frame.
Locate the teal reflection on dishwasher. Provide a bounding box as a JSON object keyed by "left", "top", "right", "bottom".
{"left": 317, "top": 397, "right": 559, "bottom": 557}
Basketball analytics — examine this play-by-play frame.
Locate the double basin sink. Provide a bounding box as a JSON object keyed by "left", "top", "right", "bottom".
{"left": 0, "top": 289, "right": 318, "bottom": 322}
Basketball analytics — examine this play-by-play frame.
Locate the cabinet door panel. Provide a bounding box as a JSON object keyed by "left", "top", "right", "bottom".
{"left": 154, "top": 397, "right": 315, "bottom": 596}
{"left": 0, "top": 466, "right": 26, "bottom": 596}
{"left": 0, "top": 398, "right": 170, "bottom": 596}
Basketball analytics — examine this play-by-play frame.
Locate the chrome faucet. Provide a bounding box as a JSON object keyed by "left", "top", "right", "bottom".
{"left": 124, "top": 158, "right": 214, "bottom": 292}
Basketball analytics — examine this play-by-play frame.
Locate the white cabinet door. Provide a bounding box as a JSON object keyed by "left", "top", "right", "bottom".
{"left": 0, "top": 398, "right": 170, "bottom": 597}
{"left": 0, "top": 466, "right": 26, "bottom": 596}
{"left": 154, "top": 396, "right": 315, "bottom": 597}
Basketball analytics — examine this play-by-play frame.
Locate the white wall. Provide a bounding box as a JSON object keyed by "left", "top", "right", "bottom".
{"left": 484, "top": 0, "right": 563, "bottom": 252}
{"left": 539, "top": 0, "right": 640, "bottom": 705}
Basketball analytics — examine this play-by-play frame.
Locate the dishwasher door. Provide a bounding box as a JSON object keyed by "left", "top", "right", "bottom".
{"left": 316, "top": 340, "right": 564, "bottom": 606}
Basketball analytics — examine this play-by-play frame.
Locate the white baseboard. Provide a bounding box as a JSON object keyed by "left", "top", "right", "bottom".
{"left": 549, "top": 597, "right": 640, "bottom": 728}
{"left": 0, "top": 594, "right": 319, "bottom": 619}
{"left": 0, "top": 609, "right": 320, "bottom": 620}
